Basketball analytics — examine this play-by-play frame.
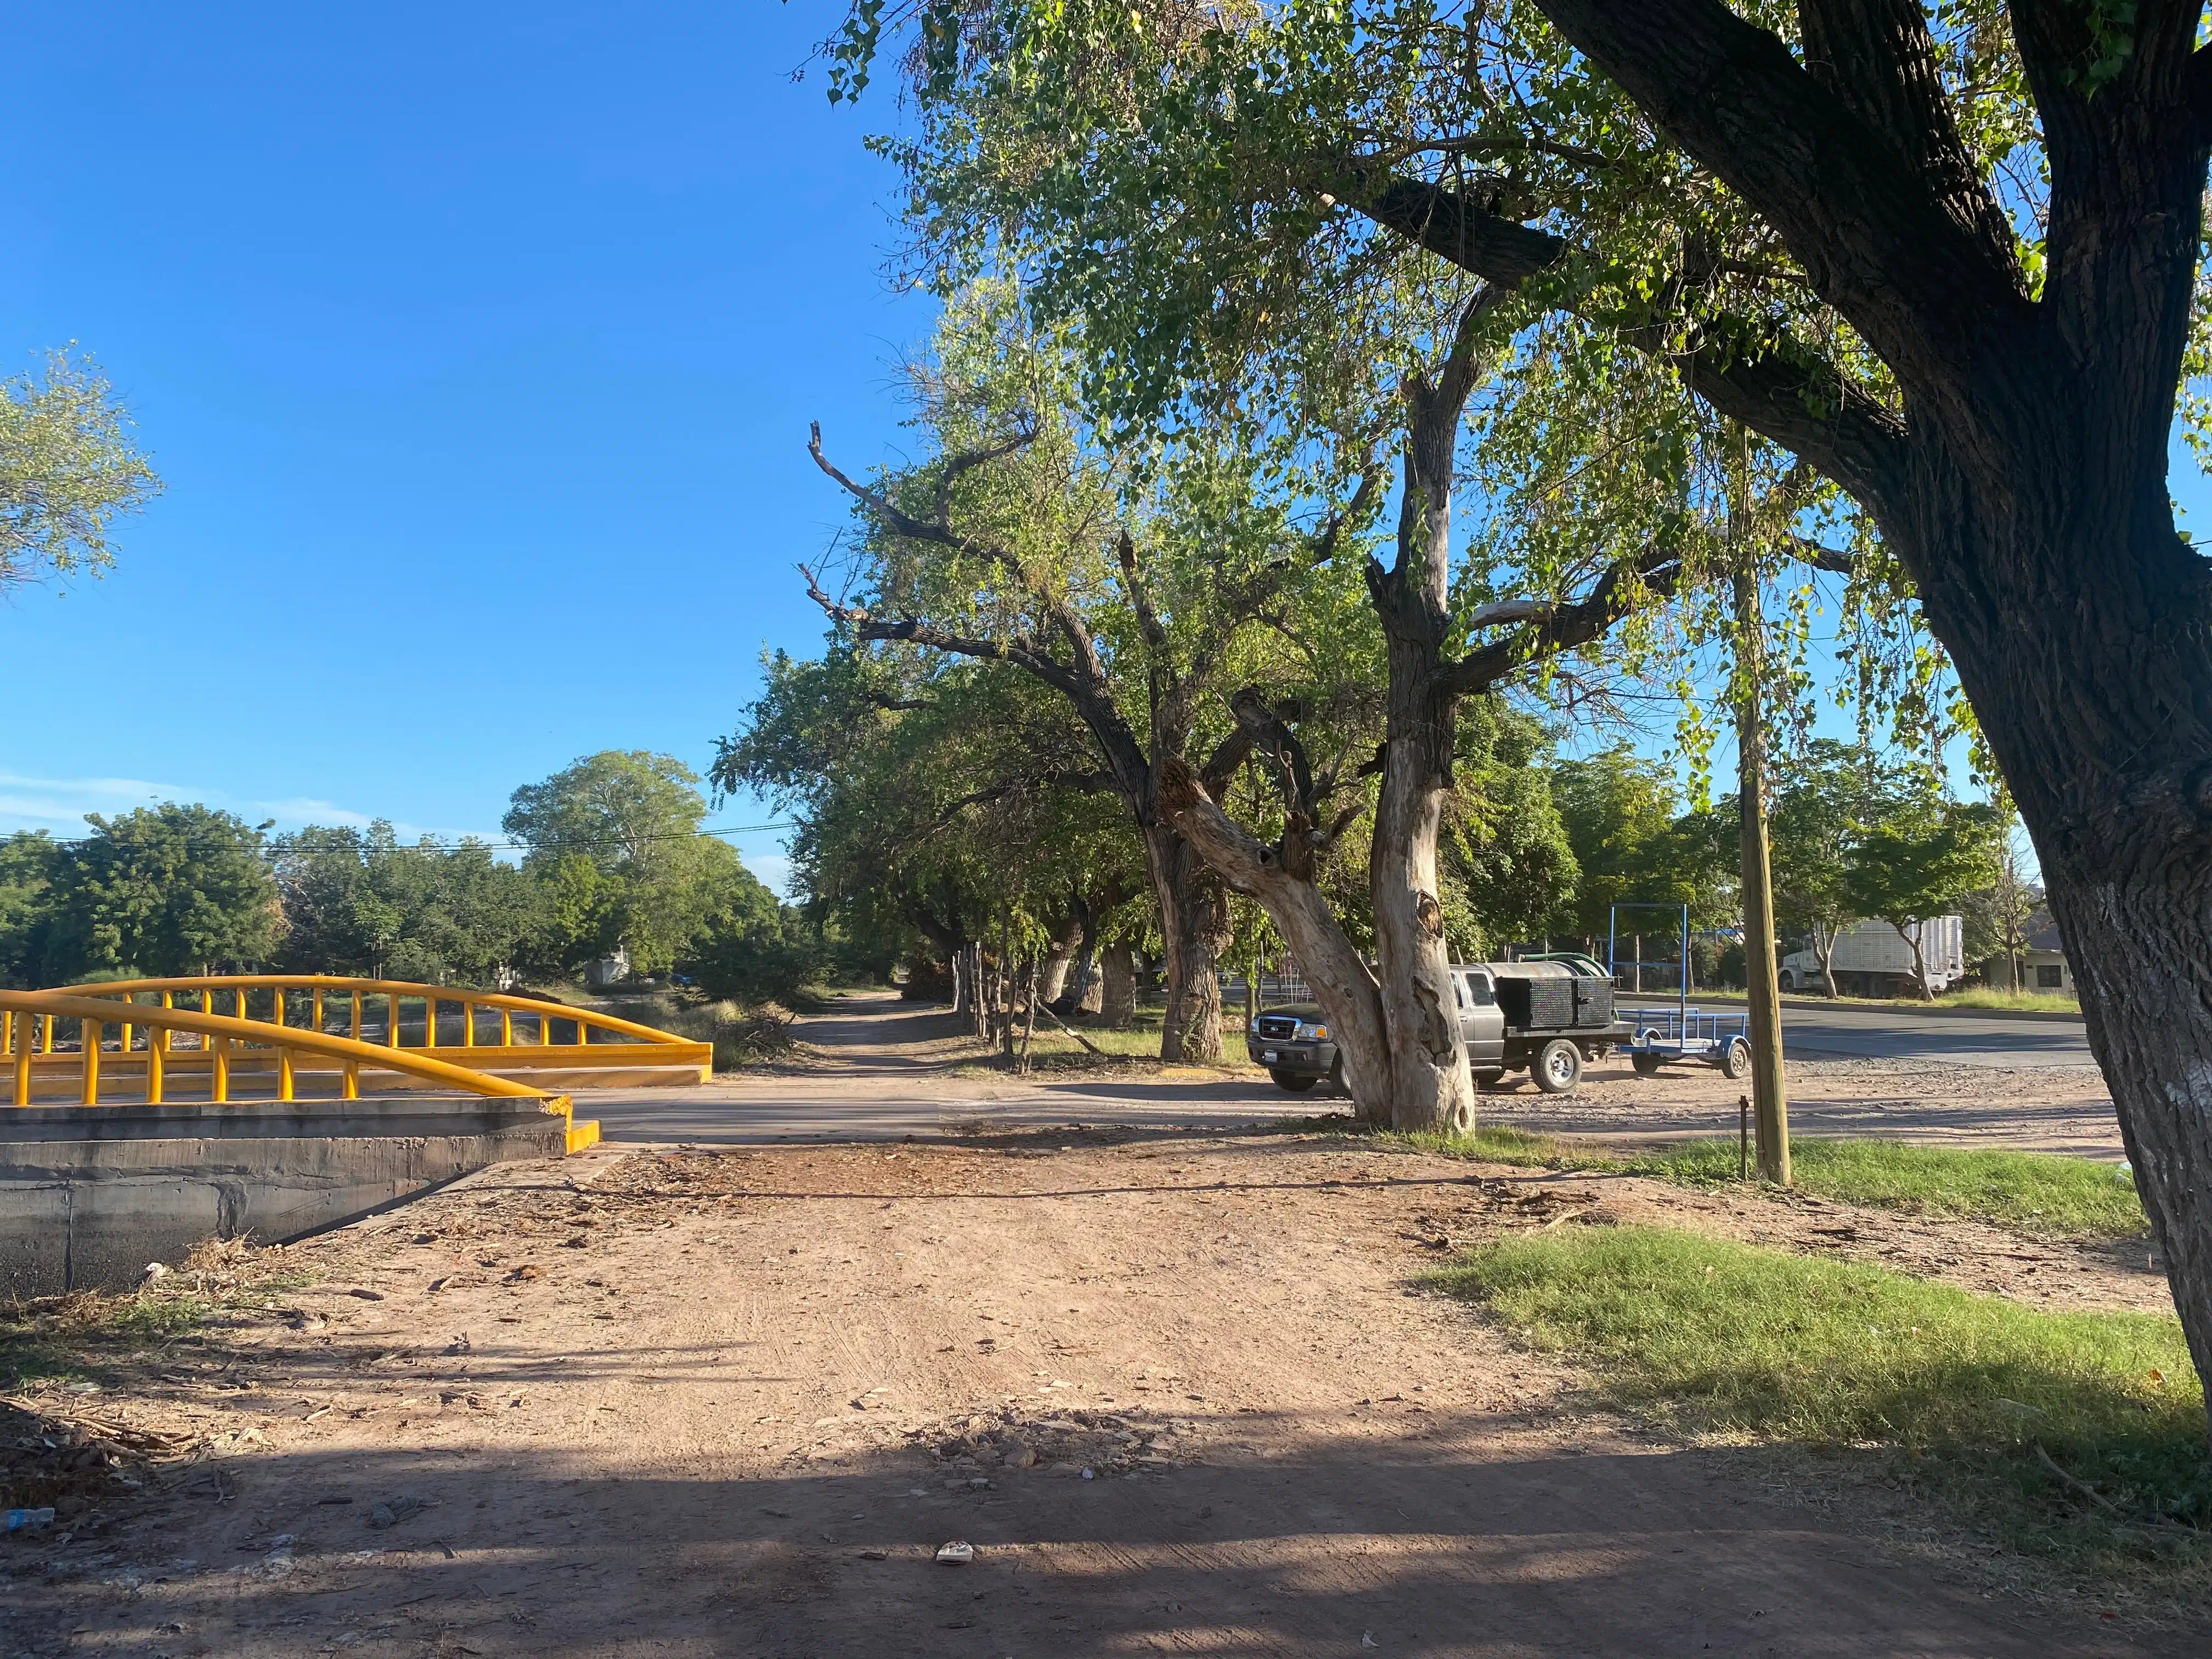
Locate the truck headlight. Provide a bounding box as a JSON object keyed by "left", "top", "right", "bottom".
{"left": 1296, "top": 1022, "right": 1329, "bottom": 1041}
{"left": 1247, "top": 1017, "right": 1260, "bottom": 1033}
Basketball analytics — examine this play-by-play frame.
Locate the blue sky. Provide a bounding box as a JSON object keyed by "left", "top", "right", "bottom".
{"left": 0, "top": 2, "right": 931, "bottom": 892}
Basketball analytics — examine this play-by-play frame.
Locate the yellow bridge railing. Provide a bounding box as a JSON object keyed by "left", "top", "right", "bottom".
{"left": 30, "top": 975, "right": 710, "bottom": 1086}
{"left": 0, "top": 990, "right": 598, "bottom": 1153}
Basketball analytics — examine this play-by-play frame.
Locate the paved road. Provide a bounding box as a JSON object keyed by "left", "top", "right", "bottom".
{"left": 1615, "top": 997, "right": 2096, "bottom": 1068}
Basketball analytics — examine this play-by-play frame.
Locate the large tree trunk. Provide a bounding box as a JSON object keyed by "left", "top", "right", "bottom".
{"left": 1515, "top": 0, "right": 2212, "bottom": 1439}
{"left": 1099, "top": 941, "right": 1137, "bottom": 1026}
{"left": 1144, "top": 825, "right": 1229, "bottom": 1062}
{"left": 1160, "top": 762, "right": 1391, "bottom": 1117}
{"left": 1037, "top": 905, "right": 1086, "bottom": 1005}
{"left": 1895, "top": 419, "right": 2212, "bottom": 1422}
{"left": 1364, "top": 343, "right": 1483, "bottom": 1135}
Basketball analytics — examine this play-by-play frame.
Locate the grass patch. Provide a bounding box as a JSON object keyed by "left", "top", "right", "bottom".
{"left": 1628, "top": 1139, "right": 2147, "bottom": 1239}
{"left": 1945, "top": 987, "right": 2083, "bottom": 1014}
{"left": 1, "top": 1239, "right": 318, "bottom": 1392}
{"left": 1396, "top": 1123, "right": 1589, "bottom": 1169}
{"left": 1431, "top": 1226, "right": 2209, "bottom": 1559}
{"left": 1379, "top": 1124, "right": 2146, "bottom": 1241}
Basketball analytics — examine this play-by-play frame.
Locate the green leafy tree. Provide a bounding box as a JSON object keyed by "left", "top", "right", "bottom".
{"left": 1768, "top": 741, "right": 1892, "bottom": 996}
{"left": 0, "top": 831, "right": 60, "bottom": 986}
{"left": 272, "top": 823, "right": 537, "bottom": 983}
{"left": 0, "top": 349, "right": 161, "bottom": 590}
{"left": 1547, "top": 747, "right": 1715, "bottom": 944}
{"left": 46, "top": 805, "right": 276, "bottom": 979}
{"left": 792, "top": 286, "right": 1379, "bottom": 1060}
{"left": 1440, "top": 704, "right": 1577, "bottom": 958}
{"left": 1844, "top": 790, "right": 2005, "bottom": 998}
{"left": 676, "top": 839, "right": 817, "bottom": 1003}
{"left": 719, "top": 643, "right": 1145, "bottom": 1018}
{"left": 503, "top": 752, "right": 720, "bottom": 975}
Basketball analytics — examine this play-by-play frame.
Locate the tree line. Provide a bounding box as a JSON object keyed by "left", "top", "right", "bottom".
{"left": 0, "top": 751, "right": 812, "bottom": 1001}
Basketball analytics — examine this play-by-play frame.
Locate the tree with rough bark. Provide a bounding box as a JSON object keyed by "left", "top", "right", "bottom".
{"left": 797, "top": 288, "right": 1380, "bottom": 1060}
{"left": 1159, "top": 298, "right": 1680, "bottom": 1127}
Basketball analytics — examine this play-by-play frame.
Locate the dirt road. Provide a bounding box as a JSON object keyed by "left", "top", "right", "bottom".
{"left": 3, "top": 1004, "right": 2188, "bottom": 1658}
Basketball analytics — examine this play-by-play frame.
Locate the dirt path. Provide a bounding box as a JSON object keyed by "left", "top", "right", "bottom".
{"left": 3, "top": 1009, "right": 2193, "bottom": 1657}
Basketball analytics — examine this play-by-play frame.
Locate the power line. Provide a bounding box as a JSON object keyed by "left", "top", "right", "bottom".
{"left": 7, "top": 820, "right": 797, "bottom": 858}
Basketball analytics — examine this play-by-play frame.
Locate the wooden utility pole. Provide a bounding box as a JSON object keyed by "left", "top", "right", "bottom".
{"left": 1734, "top": 562, "right": 1792, "bottom": 1184}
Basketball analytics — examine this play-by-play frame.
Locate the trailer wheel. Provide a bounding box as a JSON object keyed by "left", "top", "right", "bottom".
{"left": 1631, "top": 1052, "right": 1664, "bottom": 1076}
{"left": 1719, "top": 1036, "right": 1752, "bottom": 1080}
{"left": 1533, "top": 1038, "right": 1583, "bottom": 1094}
{"left": 1269, "top": 1070, "right": 1316, "bottom": 1093}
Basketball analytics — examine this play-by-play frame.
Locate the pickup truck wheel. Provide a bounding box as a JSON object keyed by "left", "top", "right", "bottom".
{"left": 1269, "top": 1069, "right": 1316, "bottom": 1093}
{"left": 1630, "top": 1052, "right": 1664, "bottom": 1076}
{"left": 1533, "top": 1039, "right": 1583, "bottom": 1094}
{"left": 1719, "top": 1036, "right": 1752, "bottom": 1080}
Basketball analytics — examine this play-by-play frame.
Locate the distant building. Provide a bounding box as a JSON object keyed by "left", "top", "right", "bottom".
{"left": 1986, "top": 912, "right": 2073, "bottom": 994}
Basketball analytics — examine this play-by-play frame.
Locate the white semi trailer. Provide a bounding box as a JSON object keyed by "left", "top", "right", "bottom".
{"left": 1779, "top": 916, "right": 1966, "bottom": 998}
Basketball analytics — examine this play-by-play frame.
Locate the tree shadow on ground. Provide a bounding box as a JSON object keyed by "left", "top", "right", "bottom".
{"left": 9, "top": 1409, "right": 2191, "bottom": 1658}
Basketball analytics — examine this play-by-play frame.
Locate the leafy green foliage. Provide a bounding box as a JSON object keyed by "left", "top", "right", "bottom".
{"left": 676, "top": 840, "right": 817, "bottom": 1003}
{"left": 0, "top": 831, "right": 60, "bottom": 987}
{"left": 1843, "top": 785, "right": 2005, "bottom": 988}
{"left": 0, "top": 349, "right": 161, "bottom": 590}
{"left": 1768, "top": 740, "right": 1898, "bottom": 956}
{"left": 270, "top": 823, "right": 538, "bottom": 984}
{"left": 1544, "top": 744, "right": 1731, "bottom": 945}
{"left": 502, "top": 751, "right": 725, "bottom": 974}
{"left": 41, "top": 805, "right": 276, "bottom": 980}
{"left": 1438, "top": 702, "right": 1576, "bottom": 956}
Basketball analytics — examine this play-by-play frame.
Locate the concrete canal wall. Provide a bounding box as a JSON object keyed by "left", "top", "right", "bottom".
{"left": 0, "top": 1097, "right": 571, "bottom": 1294}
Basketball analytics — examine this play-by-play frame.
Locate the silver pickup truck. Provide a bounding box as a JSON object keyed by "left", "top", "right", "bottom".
{"left": 1246, "top": 958, "right": 1633, "bottom": 1096}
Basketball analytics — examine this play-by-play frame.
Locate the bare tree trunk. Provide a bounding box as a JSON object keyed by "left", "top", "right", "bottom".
{"left": 1735, "top": 566, "right": 1791, "bottom": 1185}
{"left": 1018, "top": 958, "right": 1039, "bottom": 1073}
{"left": 1146, "top": 825, "right": 1228, "bottom": 1063}
{"left": 1037, "top": 907, "right": 1086, "bottom": 1005}
{"left": 1099, "top": 941, "right": 1137, "bottom": 1028}
{"left": 1162, "top": 763, "right": 1390, "bottom": 1119}
{"left": 1364, "top": 340, "right": 1483, "bottom": 1136}
{"left": 998, "top": 923, "right": 1018, "bottom": 1061}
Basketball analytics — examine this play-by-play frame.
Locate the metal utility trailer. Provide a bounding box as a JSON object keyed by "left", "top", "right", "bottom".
{"left": 1609, "top": 902, "right": 1753, "bottom": 1079}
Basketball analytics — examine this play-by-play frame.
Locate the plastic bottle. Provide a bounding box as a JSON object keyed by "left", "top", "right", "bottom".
{"left": 3, "top": 1507, "right": 56, "bottom": 1532}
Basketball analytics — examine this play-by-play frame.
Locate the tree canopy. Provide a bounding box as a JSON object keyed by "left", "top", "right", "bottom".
{"left": 0, "top": 349, "right": 161, "bottom": 590}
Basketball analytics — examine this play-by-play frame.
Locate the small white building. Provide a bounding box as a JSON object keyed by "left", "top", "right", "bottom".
{"left": 1988, "top": 915, "right": 2073, "bottom": 995}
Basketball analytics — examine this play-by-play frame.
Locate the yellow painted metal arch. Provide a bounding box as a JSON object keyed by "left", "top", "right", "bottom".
{"left": 0, "top": 991, "right": 599, "bottom": 1154}
{"left": 50, "top": 975, "right": 690, "bottom": 1047}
